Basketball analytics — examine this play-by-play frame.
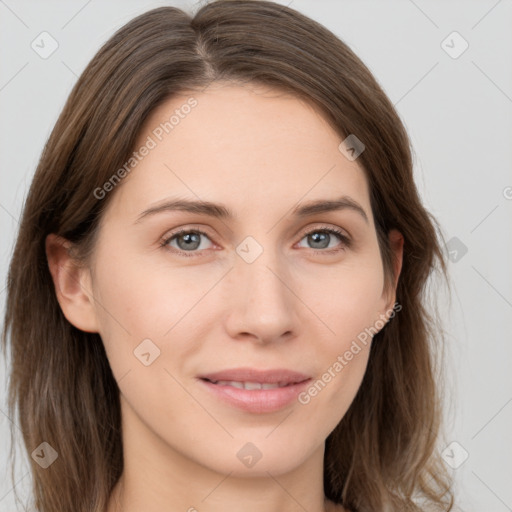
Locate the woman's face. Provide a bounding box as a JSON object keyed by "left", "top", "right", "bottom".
{"left": 81, "top": 81, "right": 401, "bottom": 476}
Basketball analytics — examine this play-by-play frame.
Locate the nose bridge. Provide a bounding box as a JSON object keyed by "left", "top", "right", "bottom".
{"left": 237, "top": 235, "right": 288, "bottom": 303}
{"left": 225, "top": 234, "right": 295, "bottom": 341}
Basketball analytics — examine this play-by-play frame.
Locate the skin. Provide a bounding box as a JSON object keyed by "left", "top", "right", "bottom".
{"left": 46, "top": 81, "right": 403, "bottom": 512}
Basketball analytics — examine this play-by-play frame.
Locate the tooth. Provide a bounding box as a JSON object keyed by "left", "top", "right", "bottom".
{"left": 244, "top": 381, "right": 263, "bottom": 390}
{"left": 216, "top": 380, "right": 245, "bottom": 389}
{"left": 211, "top": 380, "right": 285, "bottom": 389}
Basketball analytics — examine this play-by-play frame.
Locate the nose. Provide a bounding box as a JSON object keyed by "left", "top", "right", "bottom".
{"left": 223, "top": 245, "right": 296, "bottom": 345}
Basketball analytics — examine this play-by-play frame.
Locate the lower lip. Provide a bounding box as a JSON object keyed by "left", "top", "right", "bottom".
{"left": 198, "top": 378, "right": 312, "bottom": 413}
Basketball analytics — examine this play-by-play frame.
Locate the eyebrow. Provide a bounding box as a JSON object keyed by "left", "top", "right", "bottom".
{"left": 134, "top": 195, "right": 369, "bottom": 224}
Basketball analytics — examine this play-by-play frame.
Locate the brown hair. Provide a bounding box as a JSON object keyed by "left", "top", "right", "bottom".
{"left": 1, "top": 1, "right": 455, "bottom": 511}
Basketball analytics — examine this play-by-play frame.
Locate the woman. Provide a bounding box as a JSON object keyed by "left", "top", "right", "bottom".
{"left": 1, "top": 1, "right": 455, "bottom": 511}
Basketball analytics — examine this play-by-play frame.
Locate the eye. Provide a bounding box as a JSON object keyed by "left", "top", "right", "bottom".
{"left": 296, "top": 226, "right": 351, "bottom": 253}
{"left": 160, "top": 228, "right": 214, "bottom": 257}
{"left": 160, "top": 225, "right": 351, "bottom": 258}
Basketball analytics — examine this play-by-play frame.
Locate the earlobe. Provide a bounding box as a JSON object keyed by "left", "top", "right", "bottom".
{"left": 45, "top": 233, "right": 99, "bottom": 333}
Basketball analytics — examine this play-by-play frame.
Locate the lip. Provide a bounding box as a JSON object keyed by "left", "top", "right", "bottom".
{"left": 197, "top": 367, "right": 312, "bottom": 414}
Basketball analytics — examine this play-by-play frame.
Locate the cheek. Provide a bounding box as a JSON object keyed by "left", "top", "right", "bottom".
{"left": 304, "top": 252, "right": 386, "bottom": 344}
{"left": 90, "top": 242, "right": 218, "bottom": 381}
{"left": 297, "top": 255, "right": 384, "bottom": 412}
{"left": 92, "top": 245, "right": 195, "bottom": 335}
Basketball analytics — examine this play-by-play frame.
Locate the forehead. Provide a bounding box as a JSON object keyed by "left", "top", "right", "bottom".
{"left": 104, "top": 82, "right": 372, "bottom": 224}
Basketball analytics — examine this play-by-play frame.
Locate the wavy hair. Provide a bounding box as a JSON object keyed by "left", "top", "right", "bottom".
{"left": 1, "top": 1, "right": 455, "bottom": 511}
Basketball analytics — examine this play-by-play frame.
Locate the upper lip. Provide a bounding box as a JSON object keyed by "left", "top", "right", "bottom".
{"left": 198, "top": 368, "right": 311, "bottom": 384}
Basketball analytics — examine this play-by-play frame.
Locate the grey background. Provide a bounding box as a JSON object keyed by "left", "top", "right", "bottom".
{"left": 1, "top": 1, "right": 511, "bottom": 511}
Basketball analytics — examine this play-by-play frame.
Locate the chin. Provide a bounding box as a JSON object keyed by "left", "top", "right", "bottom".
{"left": 191, "top": 437, "right": 316, "bottom": 478}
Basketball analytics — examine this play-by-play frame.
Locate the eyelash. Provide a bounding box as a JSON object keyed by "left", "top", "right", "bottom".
{"left": 159, "top": 225, "right": 351, "bottom": 258}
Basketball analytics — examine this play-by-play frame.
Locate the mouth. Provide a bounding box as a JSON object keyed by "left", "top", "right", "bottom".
{"left": 197, "top": 367, "right": 311, "bottom": 385}
{"left": 201, "top": 378, "right": 305, "bottom": 390}
{"left": 197, "top": 368, "right": 312, "bottom": 413}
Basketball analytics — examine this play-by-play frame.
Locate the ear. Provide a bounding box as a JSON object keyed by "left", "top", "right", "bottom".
{"left": 45, "top": 233, "right": 99, "bottom": 333}
{"left": 383, "top": 229, "right": 404, "bottom": 311}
